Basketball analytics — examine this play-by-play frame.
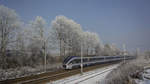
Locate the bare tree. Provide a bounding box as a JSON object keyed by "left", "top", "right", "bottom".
{"left": 103, "top": 44, "right": 121, "bottom": 56}
{"left": 15, "top": 29, "right": 26, "bottom": 52}
{"left": 90, "top": 32, "right": 103, "bottom": 55}
{"left": 82, "top": 31, "right": 103, "bottom": 56}
{"left": 0, "top": 5, "right": 21, "bottom": 68}
{"left": 29, "top": 16, "right": 51, "bottom": 71}
{"left": 51, "top": 15, "right": 83, "bottom": 58}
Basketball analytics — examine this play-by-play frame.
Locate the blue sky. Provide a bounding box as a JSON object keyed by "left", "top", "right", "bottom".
{"left": 0, "top": 0, "right": 150, "bottom": 51}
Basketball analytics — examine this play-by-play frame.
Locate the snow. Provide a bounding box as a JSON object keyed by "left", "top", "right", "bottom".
{"left": 135, "top": 78, "right": 150, "bottom": 84}
{"left": 48, "top": 64, "right": 119, "bottom": 84}
{"left": 0, "top": 63, "right": 62, "bottom": 81}
{"left": 144, "top": 69, "right": 150, "bottom": 79}
{"left": 135, "top": 69, "right": 150, "bottom": 84}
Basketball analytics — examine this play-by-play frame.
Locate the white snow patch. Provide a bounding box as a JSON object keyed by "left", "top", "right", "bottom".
{"left": 135, "top": 69, "right": 150, "bottom": 84}
{"left": 47, "top": 64, "right": 119, "bottom": 84}
{"left": 0, "top": 63, "right": 62, "bottom": 81}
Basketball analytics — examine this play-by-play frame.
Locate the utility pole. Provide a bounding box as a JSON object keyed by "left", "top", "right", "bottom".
{"left": 80, "top": 42, "right": 83, "bottom": 75}
{"left": 123, "top": 44, "right": 126, "bottom": 63}
{"left": 136, "top": 48, "right": 140, "bottom": 58}
{"left": 43, "top": 34, "right": 51, "bottom": 72}
{"left": 44, "top": 41, "right": 47, "bottom": 72}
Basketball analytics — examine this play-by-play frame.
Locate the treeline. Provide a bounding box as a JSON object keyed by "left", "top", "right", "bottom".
{"left": 0, "top": 5, "right": 121, "bottom": 69}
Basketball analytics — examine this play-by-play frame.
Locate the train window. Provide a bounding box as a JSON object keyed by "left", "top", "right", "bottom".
{"left": 90, "top": 58, "right": 94, "bottom": 61}
{"left": 69, "top": 59, "right": 81, "bottom": 64}
{"left": 94, "top": 58, "right": 97, "bottom": 61}
{"left": 97, "top": 58, "right": 103, "bottom": 60}
{"left": 87, "top": 58, "right": 89, "bottom": 62}
{"left": 69, "top": 60, "right": 76, "bottom": 64}
{"left": 83, "top": 58, "right": 88, "bottom": 62}
{"left": 107, "top": 57, "right": 114, "bottom": 59}
{"left": 76, "top": 59, "right": 81, "bottom": 63}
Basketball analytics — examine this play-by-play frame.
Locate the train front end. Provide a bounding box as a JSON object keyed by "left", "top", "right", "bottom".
{"left": 63, "top": 56, "right": 77, "bottom": 69}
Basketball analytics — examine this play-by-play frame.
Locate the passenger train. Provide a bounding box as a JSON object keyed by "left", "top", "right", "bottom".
{"left": 63, "top": 55, "right": 135, "bottom": 69}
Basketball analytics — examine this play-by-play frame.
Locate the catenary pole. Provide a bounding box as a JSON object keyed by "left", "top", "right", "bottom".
{"left": 81, "top": 42, "right": 83, "bottom": 74}
{"left": 123, "top": 44, "right": 126, "bottom": 63}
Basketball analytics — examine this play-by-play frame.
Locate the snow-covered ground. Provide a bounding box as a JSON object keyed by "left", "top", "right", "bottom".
{"left": 135, "top": 68, "right": 150, "bottom": 84}
{"left": 48, "top": 64, "right": 119, "bottom": 84}
{"left": 0, "top": 63, "right": 62, "bottom": 81}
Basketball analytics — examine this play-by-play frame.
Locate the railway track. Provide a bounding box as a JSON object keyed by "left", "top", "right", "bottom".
{"left": 20, "top": 68, "right": 80, "bottom": 84}
{"left": 54, "top": 64, "right": 118, "bottom": 84}
{"left": 0, "top": 62, "right": 120, "bottom": 84}
{"left": 70, "top": 65, "right": 117, "bottom": 84}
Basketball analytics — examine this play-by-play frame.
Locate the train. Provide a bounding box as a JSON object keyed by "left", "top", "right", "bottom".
{"left": 63, "top": 55, "right": 135, "bottom": 69}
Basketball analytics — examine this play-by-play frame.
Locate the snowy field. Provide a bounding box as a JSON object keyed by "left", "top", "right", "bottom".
{"left": 48, "top": 64, "right": 119, "bottom": 84}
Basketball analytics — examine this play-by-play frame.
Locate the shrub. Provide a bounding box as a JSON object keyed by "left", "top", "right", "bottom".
{"left": 102, "top": 58, "right": 147, "bottom": 84}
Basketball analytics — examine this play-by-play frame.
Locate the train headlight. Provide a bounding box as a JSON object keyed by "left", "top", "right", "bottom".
{"left": 66, "top": 64, "right": 72, "bottom": 69}
{"left": 66, "top": 65, "right": 71, "bottom": 69}
{"left": 66, "top": 65, "right": 69, "bottom": 69}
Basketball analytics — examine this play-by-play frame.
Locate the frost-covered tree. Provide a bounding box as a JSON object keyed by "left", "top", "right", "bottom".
{"left": 0, "top": 5, "right": 21, "bottom": 68}
{"left": 51, "top": 15, "right": 83, "bottom": 57}
{"left": 82, "top": 31, "right": 93, "bottom": 56}
{"left": 82, "top": 31, "right": 103, "bottom": 56}
{"left": 103, "top": 44, "right": 120, "bottom": 56}
{"left": 103, "top": 44, "right": 112, "bottom": 56}
{"left": 28, "top": 16, "right": 51, "bottom": 70}
{"left": 15, "top": 30, "right": 26, "bottom": 52}
{"left": 90, "top": 32, "right": 103, "bottom": 55}
{"left": 0, "top": 5, "right": 20, "bottom": 55}
{"left": 111, "top": 44, "right": 121, "bottom": 55}
{"left": 30, "top": 16, "right": 46, "bottom": 50}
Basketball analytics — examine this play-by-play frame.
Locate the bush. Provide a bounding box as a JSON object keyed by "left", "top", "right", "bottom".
{"left": 102, "top": 58, "right": 147, "bottom": 84}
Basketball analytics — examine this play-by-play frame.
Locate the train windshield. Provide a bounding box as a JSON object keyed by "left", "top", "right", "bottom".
{"left": 69, "top": 59, "right": 81, "bottom": 64}
{"left": 63, "top": 56, "right": 78, "bottom": 64}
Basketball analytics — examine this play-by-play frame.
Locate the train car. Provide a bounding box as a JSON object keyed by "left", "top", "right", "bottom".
{"left": 63, "top": 55, "right": 135, "bottom": 69}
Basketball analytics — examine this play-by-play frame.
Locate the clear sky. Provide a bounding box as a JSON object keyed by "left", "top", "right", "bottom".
{"left": 0, "top": 0, "right": 150, "bottom": 51}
